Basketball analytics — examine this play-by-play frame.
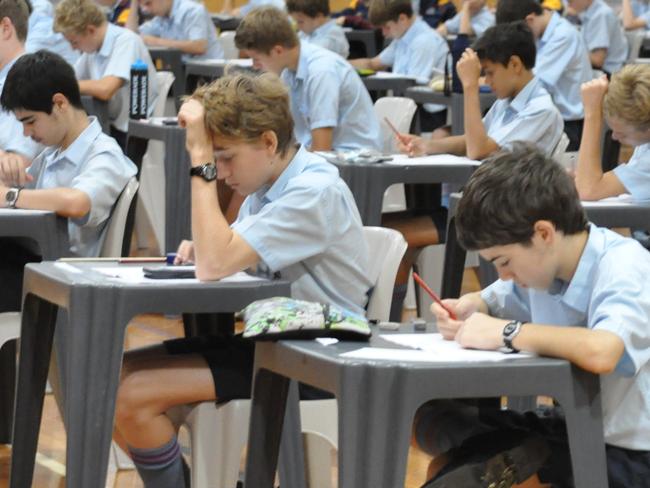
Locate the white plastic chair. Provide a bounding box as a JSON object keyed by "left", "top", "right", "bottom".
{"left": 625, "top": 30, "right": 645, "bottom": 63}
{"left": 134, "top": 71, "right": 176, "bottom": 253}
{"left": 219, "top": 31, "right": 239, "bottom": 60}
{"left": 374, "top": 97, "right": 417, "bottom": 214}
{"left": 170, "top": 227, "right": 407, "bottom": 488}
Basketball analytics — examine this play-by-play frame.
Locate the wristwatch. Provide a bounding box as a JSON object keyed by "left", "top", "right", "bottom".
{"left": 502, "top": 320, "right": 523, "bottom": 353}
{"left": 190, "top": 163, "right": 217, "bottom": 182}
{"left": 4, "top": 187, "right": 20, "bottom": 208}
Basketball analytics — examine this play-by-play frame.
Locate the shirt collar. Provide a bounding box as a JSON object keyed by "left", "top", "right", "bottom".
{"left": 0, "top": 54, "right": 21, "bottom": 83}
{"left": 167, "top": 0, "right": 181, "bottom": 19}
{"left": 540, "top": 11, "right": 561, "bottom": 46}
{"left": 47, "top": 116, "right": 103, "bottom": 169}
{"left": 311, "top": 19, "right": 335, "bottom": 37}
{"left": 560, "top": 224, "right": 603, "bottom": 311}
{"left": 98, "top": 24, "right": 118, "bottom": 58}
{"left": 252, "top": 144, "right": 307, "bottom": 204}
{"left": 398, "top": 17, "right": 424, "bottom": 45}
{"left": 506, "top": 77, "right": 540, "bottom": 115}
{"left": 291, "top": 42, "right": 312, "bottom": 83}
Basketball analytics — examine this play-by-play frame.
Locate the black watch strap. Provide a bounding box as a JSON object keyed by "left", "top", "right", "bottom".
{"left": 190, "top": 163, "right": 217, "bottom": 181}
{"left": 502, "top": 320, "right": 523, "bottom": 353}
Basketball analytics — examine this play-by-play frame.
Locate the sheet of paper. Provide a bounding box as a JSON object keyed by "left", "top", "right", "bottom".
{"left": 385, "top": 154, "right": 480, "bottom": 166}
{"left": 379, "top": 333, "right": 533, "bottom": 361}
{"left": 0, "top": 208, "right": 52, "bottom": 215}
{"left": 581, "top": 194, "right": 650, "bottom": 207}
{"left": 341, "top": 345, "right": 530, "bottom": 363}
{"left": 194, "top": 58, "right": 253, "bottom": 67}
{"left": 371, "top": 71, "right": 419, "bottom": 80}
{"left": 92, "top": 266, "right": 266, "bottom": 285}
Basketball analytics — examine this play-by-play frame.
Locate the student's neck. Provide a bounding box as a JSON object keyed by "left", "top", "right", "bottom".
{"left": 96, "top": 23, "right": 109, "bottom": 49}
{"left": 556, "top": 230, "right": 590, "bottom": 282}
{"left": 267, "top": 145, "right": 298, "bottom": 186}
{"left": 0, "top": 44, "right": 24, "bottom": 73}
{"left": 538, "top": 9, "right": 553, "bottom": 37}
{"left": 511, "top": 71, "right": 534, "bottom": 98}
{"left": 312, "top": 15, "right": 329, "bottom": 29}
{"left": 60, "top": 111, "right": 91, "bottom": 151}
{"left": 401, "top": 15, "right": 416, "bottom": 35}
{"left": 287, "top": 45, "right": 301, "bottom": 71}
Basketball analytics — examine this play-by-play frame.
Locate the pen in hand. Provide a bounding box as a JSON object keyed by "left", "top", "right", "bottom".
{"left": 412, "top": 272, "right": 458, "bottom": 320}
{"left": 383, "top": 116, "right": 409, "bottom": 146}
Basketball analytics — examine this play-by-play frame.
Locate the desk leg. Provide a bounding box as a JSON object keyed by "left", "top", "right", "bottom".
{"left": 337, "top": 373, "right": 414, "bottom": 488}
{"left": 244, "top": 367, "right": 291, "bottom": 487}
{"left": 61, "top": 297, "right": 128, "bottom": 487}
{"left": 278, "top": 381, "right": 307, "bottom": 488}
{"left": 10, "top": 294, "right": 57, "bottom": 488}
{"left": 0, "top": 337, "right": 16, "bottom": 443}
{"left": 441, "top": 216, "right": 466, "bottom": 299}
{"left": 557, "top": 368, "right": 608, "bottom": 488}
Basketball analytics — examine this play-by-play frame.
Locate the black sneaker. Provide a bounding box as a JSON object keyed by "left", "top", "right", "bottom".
{"left": 422, "top": 429, "right": 551, "bottom": 488}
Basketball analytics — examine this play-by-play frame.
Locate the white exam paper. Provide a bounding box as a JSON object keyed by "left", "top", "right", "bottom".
{"left": 92, "top": 266, "right": 265, "bottom": 285}
{"left": 385, "top": 154, "right": 480, "bottom": 166}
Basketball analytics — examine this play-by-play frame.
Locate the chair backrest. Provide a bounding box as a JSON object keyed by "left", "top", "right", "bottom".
{"left": 363, "top": 226, "right": 407, "bottom": 322}
{"left": 374, "top": 97, "right": 417, "bottom": 154}
{"left": 551, "top": 132, "right": 570, "bottom": 160}
{"left": 153, "top": 71, "right": 176, "bottom": 118}
{"left": 219, "top": 31, "right": 239, "bottom": 60}
{"left": 100, "top": 177, "right": 139, "bottom": 257}
{"left": 625, "top": 30, "right": 645, "bottom": 63}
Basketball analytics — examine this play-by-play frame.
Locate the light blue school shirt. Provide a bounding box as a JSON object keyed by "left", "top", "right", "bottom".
{"left": 444, "top": 6, "right": 494, "bottom": 37}
{"left": 298, "top": 19, "right": 349, "bottom": 58}
{"left": 632, "top": 0, "right": 650, "bottom": 26}
{"left": 535, "top": 11, "right": 593, "bottom": 121}
{"left": 75, "top": 24, "right": 159, "bottom": 133}
{"left": 579, "top": 0, "right": 628, "bottom": 74}
{"left": 281, "top": 42, "right": 382, "bottom": 151}
{"left": 26, "top": 0, "right": 79, "bottom": 66}
{"left": 239, "top": 0, "right": 285, "bottom": 16}
{"left": 232, "top": 145, "right": 372, "bottom": 316}
{"left": 25, "top": 117, "right": 137, "bottom": 257}
{"left": 378, "top": 17, "right": 449, "bottom": 113}
{"left": 482, "top": 77, "right": 564, "bottom": 156}
{"left": 0, "top": 56, "right": 43, "bottom": 160}
{"left": 481, "top": 225, "right": 650, "bottom": 450}
{"left": 139, "top": 0, "right": 223, "bottom": 61}
{"left": 613, "top": 143, "right": 650, "bottom": 200}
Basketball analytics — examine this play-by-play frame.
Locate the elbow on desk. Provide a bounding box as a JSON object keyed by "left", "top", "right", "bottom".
{"left": 575, "top": 334, "right": 623, "bottom": 375}
{"left": 194, "top": 262, "right": 231, "bottom": 282}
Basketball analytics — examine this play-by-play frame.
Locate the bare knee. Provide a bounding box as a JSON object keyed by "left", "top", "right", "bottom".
{"left": 115, "top": 370, "right": 162, "bottom": 430}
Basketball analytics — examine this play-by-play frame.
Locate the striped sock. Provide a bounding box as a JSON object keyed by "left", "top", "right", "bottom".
{"left": 129, "top": 436, "right": 186, "bottom": 488}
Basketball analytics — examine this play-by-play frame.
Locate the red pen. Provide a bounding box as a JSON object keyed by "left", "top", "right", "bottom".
{"left": 383, "top": 116, "right": 409, "bottom": 145}
{"left": 412, "top": 272, "right": 458, "bottom": 320}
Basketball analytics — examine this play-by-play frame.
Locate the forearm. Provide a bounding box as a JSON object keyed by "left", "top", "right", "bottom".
{"left": 149, "top": 37, "right": 208, "bottom": 55}
{"left": 464, "top": 291, "right": 489, "bottom": 314}
{"left": 125, "top": 3, "right": 139, "bottom": 32}
{"left": 424, "top": 135, "right": 467, "bottom": 155}
{"left": 78, "top": 78, "right": 122, "bottom": 102}
{"left": 15, "top": 188, "right": 91, "bottom": 218}
{"left": 459, "top": 8, "right": 473, "bottom": 35}
{"left": 512, "top": 324, "right": 624, "bottom": 374}
{"left": 575, "top": 111, "right": 605, "bottom": 199}
{"left": 622, "top": 0, "right": 647, "bottom": 29}
{"left": 589, "top": 49, "right": 607, "bottom": 69}
{"left": 349, "top": 57, "right": 383, "bottom": 70}
{"left": 462, "top": 85, "right": 495, "bottom": 160}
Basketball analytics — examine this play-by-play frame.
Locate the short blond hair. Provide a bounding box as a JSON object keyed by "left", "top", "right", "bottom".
{"left": 604, "top": 64, "right": 650, "bottom": 130}
{"left": 54, "top": 0, "right": 106, "bottom": 34}
{"left": 191, "top": 72, "right": 295, "bottom": 155}
{"left": 234, "top": 6, "right": 298, "bottom": 54}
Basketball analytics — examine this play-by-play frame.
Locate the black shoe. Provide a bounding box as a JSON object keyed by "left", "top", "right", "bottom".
{"left": 422, "top": 429, "right": 551, "bottom": 488}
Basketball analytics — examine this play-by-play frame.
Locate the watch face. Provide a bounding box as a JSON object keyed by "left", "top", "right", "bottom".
{"left": 204, "top": 164, "right": 217, "bottom": 180}
{"left": 503, "top": 322, "right": 517, "bottom": 335}
{"left": 5, "top": 189, "right": 16, "bottom": 203}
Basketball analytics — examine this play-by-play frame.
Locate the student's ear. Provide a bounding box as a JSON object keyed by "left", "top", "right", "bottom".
{"left": 0, "top": 17, "right": 14, "bottom": 41}
{"left": 508, "top": 55, "right": 524, "bottom": 74}
{"left": 260, "top": 130, "right": 279, "bottom": 158}
{"left": 270, "top": 45, "right": 284, "bottom": 56}
{"left": 51, "top": 93, "right": 68, "bottom": 113}
{"left": 533, "top": 220, "right": 556, "bottom": 246}
{"left": 523, "top": 13, "right": 536, "bottom": 29}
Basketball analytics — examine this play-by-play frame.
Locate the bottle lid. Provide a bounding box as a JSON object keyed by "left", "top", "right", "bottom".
{"left": 131, "top": 59, "right": 148, "bottom": 70}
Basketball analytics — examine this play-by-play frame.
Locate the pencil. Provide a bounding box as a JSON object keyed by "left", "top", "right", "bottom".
{"left": 383, "top": 117, "right": 409, "bottom": 145}
{"left": 412, "top": 272, "right": 458, "bottom": 320}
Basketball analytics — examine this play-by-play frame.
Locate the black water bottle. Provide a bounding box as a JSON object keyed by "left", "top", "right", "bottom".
{"left": 130, "top": 59, "right": 148, "bottom": 119}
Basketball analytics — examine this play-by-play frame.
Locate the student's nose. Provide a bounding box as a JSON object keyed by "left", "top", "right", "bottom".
{"left": 214, "top": 161, "right": 230, "bottom": 180}
{"left": 22, "top": 124, "right": 32, "bottom": 138}
{"left": 497, "top": 267, "right": 514, "bottom": 282}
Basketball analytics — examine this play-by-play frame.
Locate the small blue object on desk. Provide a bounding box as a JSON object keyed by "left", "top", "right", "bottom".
{"left": 166, "top": 252, "right": 177, "bottom": 264}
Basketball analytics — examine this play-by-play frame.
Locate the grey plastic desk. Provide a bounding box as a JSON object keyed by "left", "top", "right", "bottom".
{"left": 405, "top": 87, "right": 497, "bottom": 135}
{"left": 9, "top": 261, "right": 290, "bottom": 488}
{"left": 0, "top": 210, "right": 69, "bottom": 442}
{"left": 441, "top": 193, "right": 650, "bottom": 298}
{"left": 333, "top": 159, "right": 478, "bottom": 226}
{"left": 244, "top": 324, "right": 608, "bottom": 488}
{"left": 148, "top": 47, "right": 186, "bottom": 105}
{"left": 211, "top": 14, "right": 240, "bottom": 31}
{"left": 184, "top": 59, "right": 254, "bottom": 94}
{"left": 127, "top": 118, "right": 189, "bottom": 252}
{"left": 362, "top": 75, "right": 418, "bottom": 97}
{"left": 80, "top": 96, "right": 110, "bottom": 134}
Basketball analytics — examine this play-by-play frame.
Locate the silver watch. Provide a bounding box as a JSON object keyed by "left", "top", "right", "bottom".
{"left": 502, "top": 320, "right": 523, "bottom": 353}
{"left": 4, "top": 187, "right": 20, "bottom": 208}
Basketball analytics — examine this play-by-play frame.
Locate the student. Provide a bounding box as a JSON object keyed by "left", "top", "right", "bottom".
{"left": 26, "top": 0, "right": 79, "bottom": 65}
{"left": 54, "top": 0, "right": 158, "bottom": 149}
{"left": 234, "top": 6, "right": 382, "bottom": 152}
{"left": 95, "top": 0, "right": 134, "bottom": 26}
{"left": 437, "top": 0, "right": 494, "bottom": 38}
{"left": 125, "top": 0, "right": 223, "bottom": 61}
{"left": 397, "top": 22, "right": 563, "bottom": 161}
{"left": 416, "top": 143, "right": 650, "bottom": 487}
{"left": 0, "top": 50, "right": 136, "bottom": 310}
{"left": 575, "top": 65, "right": 650, "bottom": 201}
{"left": 0, "top": 0, "right": 43, "bottom": 166}
{"left": 350, "top": 0, "right": 449, "bottom": 131}
{"left": 418, "top": 0, "right": 456, "bottom": 29}
{"left": 113, "top": 72, "right": 371, "bottom": 488}
{"left": 496, "top": 0, "right": 594, "bottom": 150}
{"left": 622, "top": 0, "right": 650, "bottom": 31}
{"left": 568, "top": 0, "right": 628, "bottom": 75}
{"left": 287, "top": 0, "right": 350, "bottom": 58}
